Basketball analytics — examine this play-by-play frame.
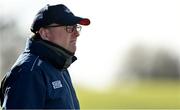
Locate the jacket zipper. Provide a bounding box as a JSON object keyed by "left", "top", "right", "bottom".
{"left": 61, "top": 69, "right": 75, "bottom": 109}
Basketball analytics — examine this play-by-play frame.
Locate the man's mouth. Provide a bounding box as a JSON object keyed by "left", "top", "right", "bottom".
{"left": 71, "top": 40, "right": 77, "bottom": 45}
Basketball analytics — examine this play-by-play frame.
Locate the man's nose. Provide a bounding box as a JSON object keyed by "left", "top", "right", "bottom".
{"left": 72, "top": 29, "right": 80, "bottom": 37}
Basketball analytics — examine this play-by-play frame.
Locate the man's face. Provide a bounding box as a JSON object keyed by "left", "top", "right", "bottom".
{"left": 41, "top": 24, "right": 81, "bottom": 53}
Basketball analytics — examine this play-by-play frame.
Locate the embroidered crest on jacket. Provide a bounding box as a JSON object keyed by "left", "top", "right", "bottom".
{"left": 52, "top": 80, "right": 63, "bottom": 89}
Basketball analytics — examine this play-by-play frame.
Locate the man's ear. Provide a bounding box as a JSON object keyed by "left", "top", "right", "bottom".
{"left": 38, "top": 28, "right": 49, "bottom": 40}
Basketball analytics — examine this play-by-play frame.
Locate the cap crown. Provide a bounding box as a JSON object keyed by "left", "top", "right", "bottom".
{"left": 31, "top": 4, "right": 83, "bottom": 33}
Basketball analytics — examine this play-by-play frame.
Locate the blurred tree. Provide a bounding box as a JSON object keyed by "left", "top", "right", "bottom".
{"left": 150, "top": 49, "right": 180, "bottom": 80}
{"left": 121, "top": 44, "right": 180, "bottom": 82}
{"left": 122, "top": 45, "right": 150, "bottom": 80}
{"left": 0, "top": 17, "right": 25, "bottom": 79}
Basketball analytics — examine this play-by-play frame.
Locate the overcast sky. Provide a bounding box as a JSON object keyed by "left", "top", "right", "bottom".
{"left": 1, "top": 0, "right": 180, "bottom": 89}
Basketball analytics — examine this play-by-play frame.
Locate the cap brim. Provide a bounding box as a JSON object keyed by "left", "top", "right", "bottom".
{"left": 56, "top": 15, "right": 90, "bottom": 26}
{"left": 79, "top": 18, "right": 90, "bottom": 26}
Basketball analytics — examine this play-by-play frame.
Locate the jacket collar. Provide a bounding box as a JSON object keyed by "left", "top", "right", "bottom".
{"left": 24, "top": 36, "right": 77, "bottom": 69}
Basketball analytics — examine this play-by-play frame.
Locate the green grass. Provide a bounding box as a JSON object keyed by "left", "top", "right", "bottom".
{"left": 76, "top": 80, "right": 180, "bottom": 109}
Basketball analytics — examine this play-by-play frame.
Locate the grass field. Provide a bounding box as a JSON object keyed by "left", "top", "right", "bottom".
{"left": 76, "top": 80, "right": 180, "bottom": 109}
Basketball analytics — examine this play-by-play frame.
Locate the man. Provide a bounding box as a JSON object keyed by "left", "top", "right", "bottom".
{"left": 0, "top": 4, "right": 90, "bottom": 109}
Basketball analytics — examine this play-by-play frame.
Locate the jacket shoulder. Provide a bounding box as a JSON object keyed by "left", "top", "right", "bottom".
{"left": 12, "top": 52, "right": 44, "bottom": 72}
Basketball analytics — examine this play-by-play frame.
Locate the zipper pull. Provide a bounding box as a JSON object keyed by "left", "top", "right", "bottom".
{"left": 2, "top": 87, "right": 11, "bottom": 110}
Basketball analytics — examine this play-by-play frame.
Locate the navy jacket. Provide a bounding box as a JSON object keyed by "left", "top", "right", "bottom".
{"left": 0, "top": 37, "right": 80, "bottom": 109}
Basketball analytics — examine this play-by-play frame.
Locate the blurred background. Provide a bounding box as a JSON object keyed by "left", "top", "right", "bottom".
{"left": 1, "top": 0, "right": 180, "bottom": 109}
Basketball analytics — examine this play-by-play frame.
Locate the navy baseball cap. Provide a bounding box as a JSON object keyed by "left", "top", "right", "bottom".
{"left": 31, "top": 4, "right": 90, "bottom": 33}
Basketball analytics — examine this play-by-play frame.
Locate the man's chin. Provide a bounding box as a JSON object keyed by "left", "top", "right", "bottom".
{"left": 69, "top": 47, "right": 76, "bottom": 54}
